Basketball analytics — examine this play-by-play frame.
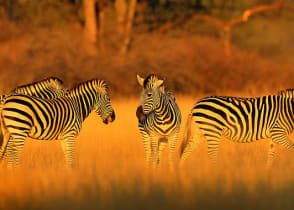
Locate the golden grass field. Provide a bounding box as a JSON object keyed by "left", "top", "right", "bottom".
{"left": 1, "top": 97, "right": 294, "bottom": 210}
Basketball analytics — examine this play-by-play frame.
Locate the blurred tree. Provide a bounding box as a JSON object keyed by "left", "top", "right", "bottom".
{"left": 115, "top": 0, "right": 127, "bottom": 36}
{"left": 83, "top": 0, "right": 97, "bottom": 43}
{"left": 120, "top": 0, "right": 137, "bottom": 55}
{"left": 82, "top": 0, "right": 107, "bottom": 51}
{"left": 97, "top": 0, "right": 107, "bottom": 50}
{"left": 114, "top": 0, "right": 137, "bottom": 55}
{"left": 157, "top": 0, "right": 285, "bottom": 56}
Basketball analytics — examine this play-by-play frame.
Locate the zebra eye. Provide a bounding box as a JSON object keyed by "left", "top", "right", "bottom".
{"left": 147, "top": 93, "right": 152, "bottom": 97}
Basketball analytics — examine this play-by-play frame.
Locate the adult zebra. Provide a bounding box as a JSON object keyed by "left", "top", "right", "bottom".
{"left": 136, "top": 74, "right": 181, "bottom": 169}
{"left": 11, "top": 77, "right": 67, "bottom": 98}
{"left": 0, "top": 77, "right": 68, "bottom": 159}
{"left": 0, "top": 77, "right": 67, "bottom": 102}
{"left": 0, "top": 77, "right": 67, "bottom": 142}
{"left": 0, "top": 79, "right": 115, "bottom": 168}
{"left": 180, "top": 90, "right": 294, "bottom": 168}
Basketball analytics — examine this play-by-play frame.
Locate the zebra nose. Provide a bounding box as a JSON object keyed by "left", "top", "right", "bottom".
{"left": 110, "top": 111, "right": 115, "bottom": 122}
{"left": 104, "top": 111, "right": 115, "bottom": 124}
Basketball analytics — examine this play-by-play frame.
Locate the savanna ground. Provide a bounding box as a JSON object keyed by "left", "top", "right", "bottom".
{"left": 1, "top": 98, "right": 294, "bottom": 210}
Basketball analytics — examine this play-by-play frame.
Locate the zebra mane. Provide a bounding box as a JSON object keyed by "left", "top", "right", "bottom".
{"left": 69, "top": 79, "right": 109, "bottom": 94}
{"left": 278, "top": 89, "right": 294, "bottom": 97}
{"left": 12, "top": 77, "right": 65, "bottom": 92}
{"left": 143, "top": 74, "right": 164, "bottom": 89}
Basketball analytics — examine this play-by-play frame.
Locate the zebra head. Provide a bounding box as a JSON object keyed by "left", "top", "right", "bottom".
{"left": 137, "top": 74, "right": 164, "bottom": 117}
{"left": 94, "top": 80, "right": 115, "bottom": 124}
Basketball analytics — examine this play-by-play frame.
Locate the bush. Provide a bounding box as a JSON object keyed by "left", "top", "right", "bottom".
{"left": 3, "top": 0, "right": 74, "bottom": 27}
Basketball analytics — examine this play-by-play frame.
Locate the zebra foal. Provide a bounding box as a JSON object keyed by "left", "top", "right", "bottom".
{"left": 136, "top": 74, "right": 181, "bottom": 169}
{"left": 0, "top": 79, "right": 115, "bottom": 168}
{"left": 180, "top": 90, "right": 294, "bottom": 168}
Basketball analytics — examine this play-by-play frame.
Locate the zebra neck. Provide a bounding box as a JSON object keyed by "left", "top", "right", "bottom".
{"left": 285, "top": 96, "right": 294, "bottom": 127}
{"left": 154, "top": 93, "right": 170, "bottom": 117}
{"left": 68, "top": 88, "right": 96, "bottom": 121}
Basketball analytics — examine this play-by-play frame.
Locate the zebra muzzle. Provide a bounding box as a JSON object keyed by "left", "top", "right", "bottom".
{"left": 103, "top": 111, "right": 115, "bottom": 124}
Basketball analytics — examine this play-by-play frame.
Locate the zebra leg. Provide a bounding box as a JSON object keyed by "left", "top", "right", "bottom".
{"left": 206, "top": 134, "right": 221, "bottom": 165}
{"left": 167, "top": 132, "right": 179, "bottom": 171}
{"left": 270, "top": 128, "right": 294, "bottom": 164}
{"left": 266, "top": 140, "right": 276, "bottom": 169}
{"left": 1, "top": 136, "right": 13, "bottom": 163}
{"left": 157, "top": 138, "right": 168, "bottom": 166}
{"left": 0, "top": 132, "right": 10, "bottom": 162}
{"left": 150, "top": 135, "right": 159, "bottom": 168}
{"left": 6, "top": 135, "right": 26, "bottom": 168}
{"left": 61, "top": 135, "right": 77, "bottom": 168}
{"left": 140, "top": 130, "right": 152, "bottom": 167}
{"left": 179, "top": 135, "right": 204, "bottom": 166}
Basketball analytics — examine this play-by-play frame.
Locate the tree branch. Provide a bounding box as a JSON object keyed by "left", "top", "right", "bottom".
{"left": 157, "top": 0, "right": 284, "bottom": 33}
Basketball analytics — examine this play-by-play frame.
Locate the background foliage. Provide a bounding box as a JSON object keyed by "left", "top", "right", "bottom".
{"left": 0, "top": 0, "right": 293, "bottom": 96}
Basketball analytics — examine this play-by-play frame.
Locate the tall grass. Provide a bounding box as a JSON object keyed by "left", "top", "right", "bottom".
{"left": 1, "top": 98, "right": 294, "bottom": 209}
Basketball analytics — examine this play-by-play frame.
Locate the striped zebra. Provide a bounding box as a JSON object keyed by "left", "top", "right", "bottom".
{"left": 0, "top": 79, "right": 115, "bottom": 168}
{"left": 11, "top": 77, "right": 67, "bottom": 98}
{"left": 136, "top": 74, "right": 181, "bottom": 169}
{"left": 0, "top": 77, "right": 67, "bottom": 102}
{"left": 0, "top": 77, "right": 67, "bottom": 157}
{"left": 180, "top": 90, "right": 294, "bottom": 168}
{"left": 0, "top": 77, "right": 68, "bottom": 159}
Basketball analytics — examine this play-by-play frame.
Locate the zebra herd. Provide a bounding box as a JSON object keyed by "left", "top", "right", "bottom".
{"left": 1, "top": 74, "right": 294, "bottom": 169}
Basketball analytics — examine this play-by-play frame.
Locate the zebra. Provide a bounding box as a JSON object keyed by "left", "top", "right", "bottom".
{"left": 0, "top": 77, "right": 67, "bottom": 109}
{"left": 180, "top": 89, "right": 294, "bottom": 168}
{"left": 0, "top": 79, "right": 115, "bottom": 168}
{"left": 11, "top": 77, "right": 67, "bottom": 98}
{"left": 0, "top": 77, "right": 67, "bottom": 102}
{"left": 136, "top": 74, "right": 181, "bottom": 169}
{"left": 0, "top": 77, "right": 68, "bottom": 159}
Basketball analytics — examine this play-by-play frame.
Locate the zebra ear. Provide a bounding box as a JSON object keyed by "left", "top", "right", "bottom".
{"left": 137, "top": 75, "right": 144, "bottom": 87}
{"left": 49, "top": 78, "right": 63, "bottom": 90}
{"left": 155, "top": 79, "right": 164, "bottom": 88}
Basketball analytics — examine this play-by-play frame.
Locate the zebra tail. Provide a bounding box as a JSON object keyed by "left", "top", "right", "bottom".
{"left": 180, "top": 111, "right": 193, "bottom": 157}
{"left": 0, "top": 110, "right": 4, "bottom": 161}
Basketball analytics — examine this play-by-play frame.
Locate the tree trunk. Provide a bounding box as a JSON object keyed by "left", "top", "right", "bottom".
{"left": 120, "top": 0, "right": 137, "bottom": 55}
{"left": 115, "top": 0, "right": 127, "bottom": 37}
{"left": 97, "top": 1, "right": 107, "bottom": 50}
{"left": 83, "top": 0, "right": 97, "bottom": 44}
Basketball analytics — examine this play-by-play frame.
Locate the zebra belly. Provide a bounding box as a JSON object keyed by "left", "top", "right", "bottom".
{"left": 195, "top": 115, "right": 271, "bottom": 143}
{"left": 29, "top": 121, "right": 66, "bottom": 140}
{"left": 222, "top": 124, "right": 271, "bottom": 143}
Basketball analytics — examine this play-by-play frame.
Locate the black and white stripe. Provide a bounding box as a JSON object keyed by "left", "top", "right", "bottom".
{"left": 0, "top": 79, "right": 115, "bottom": 168}
{"left": 180, "top": 90, "right": 294, "bottom": 168}
{"left": 1, "top": 77, "right": 67, "bottom": 102}
{"left": 136, "top": 74, "right": 181, "bottom": 169}
{"left": 12, "top": 77, "right": 67, "bottom": 98}
{"left": 0, "top": 77, "right": 68, "bottom": 161}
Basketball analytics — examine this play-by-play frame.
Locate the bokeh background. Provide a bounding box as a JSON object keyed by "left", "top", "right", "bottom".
{"left": 0, "top": 0, "right": 294, "bottom": 97}
{"left": 1, "top": 1, "right": 294, "bottom": 209}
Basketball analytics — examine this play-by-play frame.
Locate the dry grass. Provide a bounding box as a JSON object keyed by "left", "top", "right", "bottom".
{"left": 1, "top": 97, "right": 294, "bottom": 210}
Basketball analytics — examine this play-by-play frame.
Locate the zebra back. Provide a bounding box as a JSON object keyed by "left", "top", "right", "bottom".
{"left": 12, "top": 77, "right": 67, "bottom": 99}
